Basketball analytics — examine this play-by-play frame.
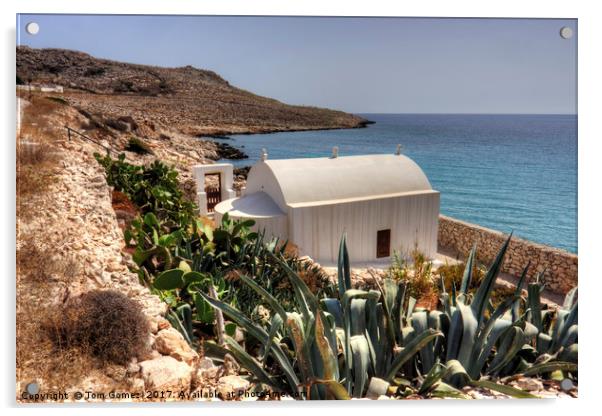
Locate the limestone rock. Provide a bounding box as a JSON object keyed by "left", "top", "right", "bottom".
{"left": 157, "top": 317, "right": 171, "bottom": 331}
{"left": 217, "top": 375, "right": 250, "bottom": 399}
{"left": 139, "top": 356, "right": 192, "bottom": 391}
{"left": 193, "top": 357, "right": 219, "bottom": 387}
{"left": 198, "top": 357, "right": 216, "bottom": 370}
{"left": 154, "top": 327, "right": 199, "bottom": 365}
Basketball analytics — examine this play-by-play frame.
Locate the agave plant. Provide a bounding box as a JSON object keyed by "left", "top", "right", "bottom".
{"left": 200, "top": 232, "right": 576, "bottom": 399}
{"left": 199, "top": 234, "right": 440, "bottom": 399}
{"left": 438, "top": 237, "right": 541, "bottom": 381}
{"left": 422, "top": 238, "right": 577, "bottom": 392}
{"left": 526, "top": 279, "right": 578, "bottom": 365}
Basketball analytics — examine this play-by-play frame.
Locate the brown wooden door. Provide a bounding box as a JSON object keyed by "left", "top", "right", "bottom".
{"left": 205, "top": 173, "right": 222, "bottom": 213}
{"left": 376, "top": 229, "right": 391, "bottom": 258}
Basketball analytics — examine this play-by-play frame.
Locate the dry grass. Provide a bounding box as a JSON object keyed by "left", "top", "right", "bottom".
{"left": 17, "top": 141, "right": 58, "bottom": 166}
{"left": 388, "top": 250, "right": 437, "bottom": 306}
{"left": 16, "top": 240, "right": 80, "bottom": 283}
{"left": 45, "top": 290, "right": 151, "bottom": 365}
{"left": 125, "top": 136, "right": 153, "bottom": 155}
{"left": 436, "top": 262, "right": 486, "bottom": 294}
{"left": 16, "top": 94, "right": 64, "bottom": 202}
{"left": 17, "top": 299, "right": 100, "bottom": 391}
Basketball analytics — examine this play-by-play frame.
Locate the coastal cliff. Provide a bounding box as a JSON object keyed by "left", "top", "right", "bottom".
{"left": 17, "top": 46, "right": 369, "bottom": 136}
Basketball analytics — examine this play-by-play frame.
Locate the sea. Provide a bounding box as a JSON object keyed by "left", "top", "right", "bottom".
{"left": 211, "top": 114, "right": 577, "bottom": 253}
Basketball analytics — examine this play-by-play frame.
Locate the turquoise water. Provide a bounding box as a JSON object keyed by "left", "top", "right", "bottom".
{"left": 214, "top": 114, "right": 577, "bottom": 253}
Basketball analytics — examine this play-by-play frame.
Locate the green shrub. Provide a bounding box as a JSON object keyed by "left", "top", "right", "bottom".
{"left": 95, "top": 153, "right": 329, "bottom": 347}
{"left": 94, "top": 153, "right": 195, "bottom": 228}
{"left": 144, "top": 212, "right": 332, "bottom": 344}
{"left": 125, "top": 137, "right": 153, "bottom": 155}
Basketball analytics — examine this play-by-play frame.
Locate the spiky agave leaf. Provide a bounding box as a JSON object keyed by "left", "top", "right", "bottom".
{"left": 287, "top": 312, "right": 319, "bottom": 398}
{"left": 262, "top": 313, "right": 283, "bottom": 363}
{"left": 341, "top": 289, "right": 381, "bottom": 393}
{"left": 349, "top": 335, "right": 371, "bottom": 397}
{"left": 522, "top": 361, "right": 577, "bottom": 377}
{"left": 266, "top": 250, "right": 319, "bottom": 321}
{"left": 460, "top": 243, "right": 477, "bottom": 295}
{"left": 511, "top": 262, "right": 530, "bottom": 322}
{"left": 337, "top": 233, "right": 352, "bottom": 298}
{"left": 196, "top": 290, "right": 300, "bottom": 393}
{"left": 314, "top": 311, "right": 339, "bottom": 382}
{"left": 469, "top": 379, "right": 538, "bottom": 399}
{"left": 563, "top": 287, "right": 578, "bottom": 310}
{"left": 223, "top": 336, "right": 287, "bottom": 392}
{"left": 445, "top": 301, "right": 478, "bottom": 367}
{"left": 467, "top": 295, "right": 518, "bottom": 379}
{"left": 385, "top": 329, "right": 443, "bottom": 381}
{"left": 551, "top": 302, "right": 578, "bottom": 352}
{"left": 471, "top": 233, "right": 513, "bottom": 325}
{"left": 237, "top": 273, "right": 287, "bottom": 321}
{"left": 443, "top": 359, "right": 471, "bottom": 388}
{"left": 418, "top": 361, "right": 449, "bottom": 395}
{"left": 309, "top": 379, "right": 350, "bottom": 400}
{"left": 486, "top": 321, "right": 538, "bottom": 376}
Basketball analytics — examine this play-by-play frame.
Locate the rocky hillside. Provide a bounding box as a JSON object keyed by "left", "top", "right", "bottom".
{"left": 17, "top": 46, "right": 369, "bottom": 136}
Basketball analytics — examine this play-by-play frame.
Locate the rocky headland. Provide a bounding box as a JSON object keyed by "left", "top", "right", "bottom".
{"left": 17, "top": 46, "right": 369, "bottom": 137}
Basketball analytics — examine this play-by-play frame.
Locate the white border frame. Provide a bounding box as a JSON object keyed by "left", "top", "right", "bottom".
{"left": 3, "top": 1, "right": 600, "bottom": 415}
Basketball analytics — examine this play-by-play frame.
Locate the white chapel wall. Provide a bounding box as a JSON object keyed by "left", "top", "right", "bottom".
{"left": 288, "top": 191, "right": 440, "bottom": 263}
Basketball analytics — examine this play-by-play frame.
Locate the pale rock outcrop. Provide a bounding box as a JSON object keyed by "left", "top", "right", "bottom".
{"left": 139, "top": 356, "right": 193, "bottom": 391}
{"left": 154, "top": 327, "right": 199, "bottom": 365}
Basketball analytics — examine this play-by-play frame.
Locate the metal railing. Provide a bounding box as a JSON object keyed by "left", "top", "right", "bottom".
{"left": 64, "top": 125, "right": 115, "bottom": 155}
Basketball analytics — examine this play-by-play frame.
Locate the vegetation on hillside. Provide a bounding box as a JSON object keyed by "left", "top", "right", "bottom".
{"left": 92, "top": 153, "right": 577, "bottom": 400}
{"left": 95, "top": 154, "right": 332, "bottom": 344}
{"left": 199, "top": 234, "right": 577, "bottom": 399}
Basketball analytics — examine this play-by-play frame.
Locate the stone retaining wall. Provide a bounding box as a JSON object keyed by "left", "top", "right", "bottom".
{"left": 437, "top": 215, "right": 577, "bottom": 294}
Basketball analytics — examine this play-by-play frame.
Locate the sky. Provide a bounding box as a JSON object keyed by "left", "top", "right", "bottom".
{"left": 17, "top": 15, "right": 577, "bottom": 114}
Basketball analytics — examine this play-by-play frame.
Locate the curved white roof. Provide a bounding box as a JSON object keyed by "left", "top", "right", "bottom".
{"left": 214, "top": 191, "right": 285, "bottom": 218}
{"left": 244, "top": 154, "right": 435, "bottom": 210}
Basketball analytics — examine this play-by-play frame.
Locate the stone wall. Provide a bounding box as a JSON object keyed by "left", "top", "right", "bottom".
{"left": 437, "top": 215, "right": 577, "bottom": 295}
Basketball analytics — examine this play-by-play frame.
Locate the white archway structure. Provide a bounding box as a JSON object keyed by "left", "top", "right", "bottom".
{"left": 192, "top": 163, "right": 236, "bottom": 216}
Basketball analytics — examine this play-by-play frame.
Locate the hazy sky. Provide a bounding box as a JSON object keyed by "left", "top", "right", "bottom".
{"left": 17, "top": 15, "right": 577, "bottom": 114}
